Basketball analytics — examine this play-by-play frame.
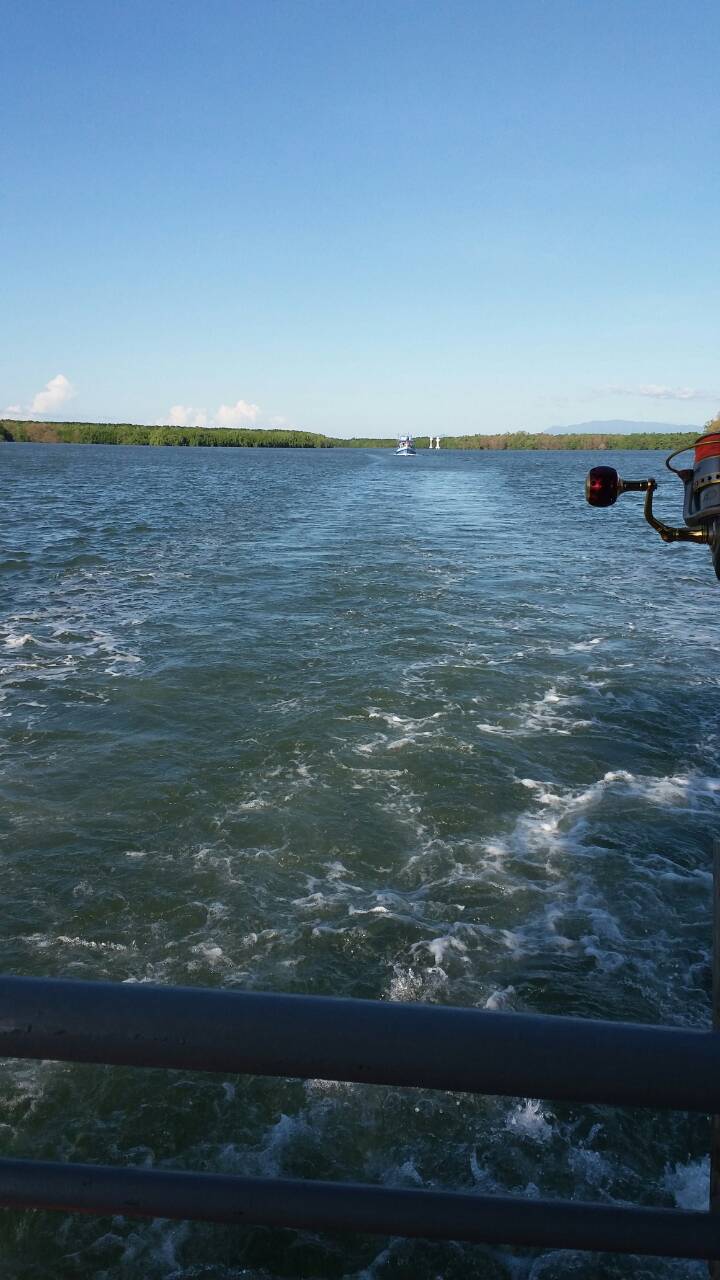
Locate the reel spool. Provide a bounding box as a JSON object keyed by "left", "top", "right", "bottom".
{"left": 585, "top": 431, "right": 720, "bottom": 580}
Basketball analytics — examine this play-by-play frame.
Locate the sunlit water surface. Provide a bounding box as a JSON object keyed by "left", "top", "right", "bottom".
{"left": 2, "top": 443, "right": 719, "bottom": 1279}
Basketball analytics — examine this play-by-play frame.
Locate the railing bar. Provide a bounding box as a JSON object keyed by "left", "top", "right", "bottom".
{"left": 0, "top": 1157, "right": 718, "bottom": 1260}
{"left": 0, "top": 975, "right": 718, "bottom": 1112}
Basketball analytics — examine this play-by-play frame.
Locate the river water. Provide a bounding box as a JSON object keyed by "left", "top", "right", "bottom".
{"left": 2, "top": 442, "right": 719, "bottom": 1279}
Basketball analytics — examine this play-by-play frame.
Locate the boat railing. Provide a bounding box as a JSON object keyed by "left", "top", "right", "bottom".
{"left": 1, "top": 971, "right": 720, "bottom": 1263}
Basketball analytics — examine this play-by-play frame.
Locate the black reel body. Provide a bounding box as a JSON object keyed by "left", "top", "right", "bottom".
{"left": 585, "top": 432, "right": 720, "bottom": 581}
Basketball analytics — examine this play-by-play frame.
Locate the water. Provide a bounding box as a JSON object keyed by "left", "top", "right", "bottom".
{"left": 1, "top": 442, "right": 718, "bottom": 1279}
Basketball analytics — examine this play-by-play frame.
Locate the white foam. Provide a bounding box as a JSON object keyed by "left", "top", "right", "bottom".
{"left": 381, "top": 1158, "right": 423, "bottom": 1188}
{"left": 499, "top": 769, "right": 719, "bottom": 878}
{"left": 568, "top": 1145, "right": 612, "bottom": 1188}
{"left": 4, "top": 632, "right": 34, "bottom": 648}
{"left": 304, "top": 1077, "right": 354, "bottom": 1098}
{"left": 484, "top": 984, "right": 516, "bottom": 1010}
{"left": 27, "top": 934, "right": 131, "bottom": 952}
{"left": 411, "top": 934, "right": 469, "bottom": 967}
{"left": 256, "top": 1111, "right": 311, "bottom": 1177}
{"left": 190, "top": 942, "right": 227, "bottom": 967}
{"left": 475, "top": 684, "right": 594, "bottom": 738}
{"left": 664, "top": 1156, "right": 710, "bottom": 1210}
{"left": 506, "top": 1100, "right": 553, "bottom": 1143}
{"left": 580, "top": 935, "right": 625, "bottom": 972}
{"left": 367, "top": 707, "right": 445, "bottom": 732}
{"left": 469, "top": 1148, "right": 498, "bottom": 1190}
{"left": 385, "top": 964, "right": 448, "bottom": 1003}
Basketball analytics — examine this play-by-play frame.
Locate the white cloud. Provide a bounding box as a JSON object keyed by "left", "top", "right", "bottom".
{"left": 167, "top": 404, "right": 208, "bottom": 428}
{"left": 609, "top": 383, "right": 717, "bottom": 402}
{"left": 2, "top": 404, "right": 22, "bottom": 416}
{"left": 165, "top": 395, "right": 273, "bottom": 429}
{"left": 31, "top": 373, "right": 75, "bottom": 415}
{"left": 215, "top": 398, "right": 260, "bottom": 428}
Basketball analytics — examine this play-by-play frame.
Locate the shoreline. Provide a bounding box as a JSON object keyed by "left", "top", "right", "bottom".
{"left": 1, "top": 419, "right": 700, "bottom": 451}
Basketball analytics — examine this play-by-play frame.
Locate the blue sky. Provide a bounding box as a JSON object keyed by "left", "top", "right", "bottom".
{"left": 2, "top": 0, "right": 719, "bottom": 437}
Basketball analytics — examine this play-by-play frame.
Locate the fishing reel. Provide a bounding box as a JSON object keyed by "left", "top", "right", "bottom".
{"left": 585, "top": 430, "right": 720, "bottom": 580}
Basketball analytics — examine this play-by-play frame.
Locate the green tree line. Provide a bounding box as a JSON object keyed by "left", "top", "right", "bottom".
{"left": 1, "top": 419, "right": 712, "bottom": 451}
{"left": 342, "top": 430, "right": 702, "bottom": 450}
{"left": 1, "top": 421, "right": 335, "bottom": 448}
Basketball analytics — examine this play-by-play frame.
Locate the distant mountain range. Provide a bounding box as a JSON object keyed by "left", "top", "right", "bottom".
{"left": 547, "top": 419, "right": 701, "bottom": 434}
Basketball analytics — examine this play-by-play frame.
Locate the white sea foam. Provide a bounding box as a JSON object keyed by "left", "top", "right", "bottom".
{"left": 22, "top": 933, "right": 130, "bottom": 953}
{"left": 484, "top": 984, "right": 516, "bottom": 1010}
{"left": 304, "top": 1076, "right": 355, "bottom": 1098}
{"left": 664, "top": 1156, "right": 710, "bottom": 1210}
{"left": 4, "top": 632, "right": 34, "bottom": 649}
{"left": 568, "top": 1144, "right": 612, "bottom": 1188}
{"left": 367, "top": 707, "right": 445, "bottom": 731}
{"left": 385, "top": 963, "right": 448, "bottom": 1003}
{"left": 410, "top": 934, "right": 469, "bottom": 967}
{"left": 253, "top": 1110, "right": 312, "bottom": 1177}
{"left": 108, "top": 1218, "right": 190, "bottom": 1272}
{"left": 517, "top": 769, "right": 720, "bottom": 828}
{"left": 0, "top": 609, "right": 142, "bottom": 695}
{"left": 475, "top": 684, "right": 594, "bottom": 738}
{"left": 381, "top": 1158, "right": 423, "bottom": 1187}
{"left": 189, "top": 941, "right": 228, "bottom": 967}
{"left": 506, "top": 1100, "right": 553, "bottom": 1143}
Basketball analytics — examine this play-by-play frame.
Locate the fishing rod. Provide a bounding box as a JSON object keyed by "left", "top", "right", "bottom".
{"left": 585, "top": 429, "right": 720, "bottom": 580}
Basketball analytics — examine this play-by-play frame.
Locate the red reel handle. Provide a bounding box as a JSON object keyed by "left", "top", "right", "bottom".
{"left": 586, "top": 466, "right": 620, "bottom": 507}
{"left": 585, "top": 468, "right": 653, "bottom": 507}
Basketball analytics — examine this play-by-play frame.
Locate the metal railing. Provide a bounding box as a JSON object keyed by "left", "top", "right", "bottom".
{"left": 1, "top": 972, "right": 719, "bottom": 1262}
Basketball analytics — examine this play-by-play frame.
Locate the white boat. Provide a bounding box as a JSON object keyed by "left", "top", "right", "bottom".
{"left": 396, "top": 434, "right": 416, "bottom": 456}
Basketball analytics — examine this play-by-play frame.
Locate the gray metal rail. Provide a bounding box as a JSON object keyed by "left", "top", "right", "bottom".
{"left": 1, "top": 1157, "right": 718, "bottom": 1260}
{"left": 1, "top": 974, "right": 718, "bottom": 1260}
{"left": 0, "top": 974, "right": 717, "bottom": 1110}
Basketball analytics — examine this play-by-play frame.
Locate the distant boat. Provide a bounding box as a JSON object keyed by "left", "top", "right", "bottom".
{"left": 396, "top": 435, "right": 417, "bottom": 456}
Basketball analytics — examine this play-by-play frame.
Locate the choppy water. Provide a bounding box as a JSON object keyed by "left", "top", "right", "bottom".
{"left": 2, "top": 442, "right": 719, "bottom": 1279}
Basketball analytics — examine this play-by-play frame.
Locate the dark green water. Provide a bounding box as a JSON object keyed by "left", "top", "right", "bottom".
{"left": 2, "top": 443, "right": 719, "bottom": 1278}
